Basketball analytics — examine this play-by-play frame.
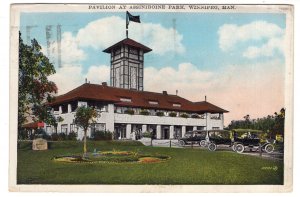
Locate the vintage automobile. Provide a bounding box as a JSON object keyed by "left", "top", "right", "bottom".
{"left": 178, "top": 130, "right": 207, "bottom": 146}
{"left": 230, "top": 129, "right": 275, "bottom": 153}
{"left": 206, "top": 129, "right": 275, "bottom": 154}
{"left": 206, "top": 130, "right": 234, "bottom": 151}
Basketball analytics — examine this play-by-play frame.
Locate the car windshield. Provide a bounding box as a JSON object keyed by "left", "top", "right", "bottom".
{"left": 184, "top": 133, "right": 193, "bottom": 137}
{"left": 208, "top": 130, "right": 230, "bottom": 139}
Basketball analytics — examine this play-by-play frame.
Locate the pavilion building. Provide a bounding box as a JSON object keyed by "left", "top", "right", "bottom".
{"left": 45, "top": 37, "right": 228, "bottom": 140}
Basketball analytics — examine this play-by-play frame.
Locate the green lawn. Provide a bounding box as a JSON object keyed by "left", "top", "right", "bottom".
{"left": 17, "top": 140, "right": 283, "bottom": 184}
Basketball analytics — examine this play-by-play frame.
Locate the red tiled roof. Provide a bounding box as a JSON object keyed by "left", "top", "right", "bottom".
{"left": 22, "top": 121, "right": 44, "bottom": 129}
{"left": 103, "top": 38, "right": 152, "bottom": 53}
{"left": 49, "top": 83, "right": 228, "bottom": 113}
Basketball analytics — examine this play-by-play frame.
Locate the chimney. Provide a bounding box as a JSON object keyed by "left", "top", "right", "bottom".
{"left": 85, "top": 78, "right": 87, "bottom": 83}
{"left": 102, "top": 82, "right": 107, "bottom": 86}
{"left": 205, "top": 95, "right": 207, "bottom": 102}
{"left": 162, "top": 91, "right": 168, "bottom": 95}
{"left": 176, "top": 90, "right": 178, "bottom": 95}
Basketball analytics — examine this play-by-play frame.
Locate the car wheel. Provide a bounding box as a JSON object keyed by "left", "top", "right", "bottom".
{"left": 235, "top": 144, "right": 245, "bottom": 153}
{"left": 208, "top": 143, "right": 217, "bottom": 151}
{"left": 264, "top": 144, "right": 274, "bottom": 153}
{"left": 199, "top": 140, "right": 207, "bottom": 147}
{"left": 231, "top": 144, "right": 236, "bottom": 152}
{"left": 179, "top": 140, "right": 185, "bottom": 146}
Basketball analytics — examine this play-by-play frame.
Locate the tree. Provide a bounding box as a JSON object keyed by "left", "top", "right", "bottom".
{"left": 46, "top": 114, "right": 64, "bottom": 134}
{"left": 18, "top": 32, "right": 57, "bottom": 129}
{"left": 226, "top": 108, "right": 285, "bottom": 138}
{"left": 273, "top": 108, "right": 285, "bottom": 137}
{"left": 74, "top": 106, "right": 99, "bottom": 155}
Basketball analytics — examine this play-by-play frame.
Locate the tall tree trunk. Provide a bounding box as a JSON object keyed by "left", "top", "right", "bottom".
{"left": 83, "top": 129, "right": 87, "bottom": 155}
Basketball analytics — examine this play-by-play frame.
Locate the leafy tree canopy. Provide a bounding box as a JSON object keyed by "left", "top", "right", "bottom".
{"left": 74, "top": 106, "right": 99, "bottom": 154}
{"left": 18, "top": 32, "right": 57, "bottom": 128}
{"left": 226, "top": 108, "right": 285, "bottom": 137}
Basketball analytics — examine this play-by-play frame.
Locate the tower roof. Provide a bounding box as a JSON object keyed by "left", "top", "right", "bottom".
{"left": 103, "top": 38, "right": 152, "bottom": 53}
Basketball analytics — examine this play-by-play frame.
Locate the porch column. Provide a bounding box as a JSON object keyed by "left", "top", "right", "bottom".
{"left": 169, "top": 125, "right": 174, "bottom": 139}
{"left": 68, "top": 104, "right": 72, "bottom": 113}
{"left": 59, "top": 106, "right": 62, "bottom": 114}
{"left": 182, "top": 126, "right": 186, "bottom": 137}
{"left": 193, "top": 126, "right": 197, "bottom": 131}
{"left": 126, "top": 124, "right": 132, "bottom": 139}
{"left": 156, "top": 125, "right": 161, "bottom": 139}
{"left": 142, "top": 124, "right": 147, "bottom": 133}
{"left": 106, "top": 104, "right": 115, "bottom": 132}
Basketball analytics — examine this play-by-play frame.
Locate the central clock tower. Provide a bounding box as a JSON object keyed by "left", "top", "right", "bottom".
{"left": 103, "top": 38, "right": 152, "bottom": 91}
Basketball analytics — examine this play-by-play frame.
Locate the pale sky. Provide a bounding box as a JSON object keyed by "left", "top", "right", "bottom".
{"left": 20, "top": 12, "right": 286, "bottom": 125}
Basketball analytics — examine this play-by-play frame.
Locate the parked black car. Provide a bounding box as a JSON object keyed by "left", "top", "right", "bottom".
{"left": 178, "top": 130, "right": 207, "bottom": 146}
{"left": 206, "top": 129, "right": 275, "bottom": 153}
{"left": 206, "top": 130, "right": 233, "bottom": 151}
{"left": 230, "top": 129, "right": 275, "bottom": 153}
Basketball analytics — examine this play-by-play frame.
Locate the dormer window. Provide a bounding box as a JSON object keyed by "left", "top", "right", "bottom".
{"left": 149, "top": 100, "right": 159, "bottom": 105}
{"left": 120, "top": 97, "right": 132, "bottom": 102}
{"left": 173, "top": 103, "right": 181, "bottom": 107}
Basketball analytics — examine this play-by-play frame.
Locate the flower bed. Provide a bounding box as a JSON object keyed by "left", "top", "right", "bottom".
{"left": 53, "top": 150, "right": 170, "bottom": 164}
{"left": 53, "top": 155, "right": 92, "bottom": 163}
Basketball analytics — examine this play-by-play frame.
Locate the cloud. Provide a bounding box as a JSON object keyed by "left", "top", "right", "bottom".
{"left": 145, "top": 60, "right": 284, "bottom": 125}
{"left": 144, "top": 63, "right": 213, "bottom": 96}
{"left": 60, "top": 32, "right": 87, "bottom": 64}
{"left": 76, "top": 16, "right": 185, "bottom": 54}
{"left": 49, "top": 64, "right": 110, "bottom": 95}
{"left": 86, "top": 65, "right": 110, "bottom": 84}
{"left": 41, "top": 32, "right": 87, "bottom": 66}
{"left": 218, "top": 21, "right": 285, "bottom": 59}
{"left": 242, "top": 37, "right": 285, "bottom": 58}
{"left": 48, "top": 65, "right": 84, "bottom": 95}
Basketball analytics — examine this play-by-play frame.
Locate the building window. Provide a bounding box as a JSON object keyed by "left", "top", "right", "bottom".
{"left": 46, "top": 126, "right": 53, "bottom": 134}
{"left": 61, "top": 104, "right": 68, "bottom": 114}
{"left": 70, "top": 124, "right": 78, "bottom": 134}
{"left": 53, "top": 105, "right": 59, "bottom": 112}
{"left": 211, "top": 114, "right": 221, "bottom": 120}
{"left": 87, "top": 101, "right": 108, "bottom": 112}
{"left": 61, "top": 124, "right": 68, "bottom": 134}
{"left": 120, "top": 97, "right": 132, "bottom": 102}
{"left": 212, "top": 127, "right": 220, "bottom": 130}
{"left": 149, "top": 100, "right": 158, "bottom": 105}
{"left": 172, "top": 103, "right": 181, "bottom": 107}
{"left": 70, "top": 101, "right": 77, "bottom": 112}
{"left": 197, "top": 126, "right": 205, "bottom": 130}
{"left": 90, "top": 123, "right": 106, "bottom": 138}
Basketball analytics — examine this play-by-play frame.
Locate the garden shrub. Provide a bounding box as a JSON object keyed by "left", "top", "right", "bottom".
{"left": 156, "top": 111, "right": 164, "bottom": 117}
{"left": 140, "top": 110, "right": 150, "bottom": 115}
{"left": 93, "top": 130, "right": 112, "bottom": 141}
{"left": 169, "top": 112, "right": 177, "bottom": 117}
{"left": 51, "top": 133, "right": 67, "bottom": 141}
{"left": 67, "top": 131, "right": 77, "bottom": 141}
{"left": 124, "top": 109, "right": 134, "bottom": 115}
{"left": 191, "top": 114, "right": 200, "bottom": 119}
{"left": 58, "top": 133, "right": 67, "bottom": 141}
{"left": 51, "top": 133, "right": 59, "bottom": 141}
{"left": 180, "top": 113, "right": 189, "bottom": 118}
{"left": 142, "top": 131, "right": 152, "bottom": 138}
{"left": 34, "top": 128, "right": 51, "bottom": 140}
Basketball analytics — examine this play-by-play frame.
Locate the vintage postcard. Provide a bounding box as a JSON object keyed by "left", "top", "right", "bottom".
{"left": 9, "top": 3, "right": 293, "bottom": 192}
